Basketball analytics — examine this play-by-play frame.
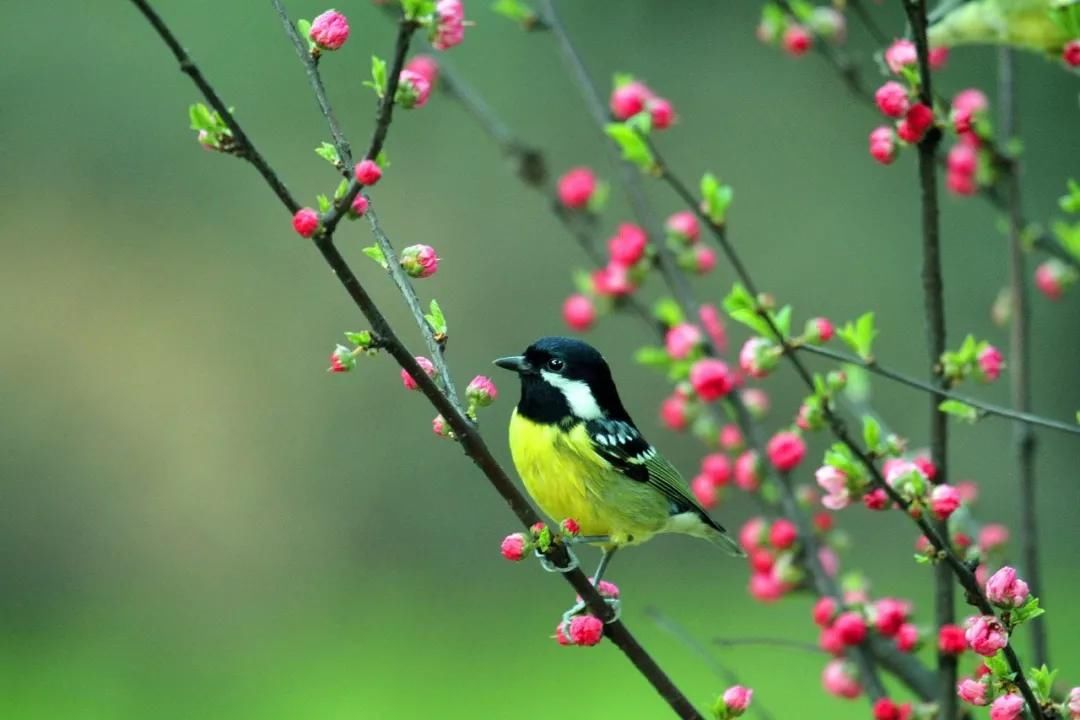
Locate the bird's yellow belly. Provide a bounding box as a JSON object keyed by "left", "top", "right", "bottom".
{"left": 508, "top": 412, "right": 665, "bottom": 544}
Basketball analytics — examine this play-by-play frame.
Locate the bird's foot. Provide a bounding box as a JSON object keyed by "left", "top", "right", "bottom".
{"left": 564, "top": 534, "right": 611, "bottom": 546}
{"left": 535, "top": 545, "right": 579, "bottom": 573}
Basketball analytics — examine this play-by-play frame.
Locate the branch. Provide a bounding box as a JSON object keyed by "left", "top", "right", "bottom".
{"left": 998, "top": 46, "right": 1047, "bottom": 667}
{"left": 794, "top": 344, "right": 1080, "bottom": 436}
{"left": 131, "top": 3, "right": 706, "bottom": 717}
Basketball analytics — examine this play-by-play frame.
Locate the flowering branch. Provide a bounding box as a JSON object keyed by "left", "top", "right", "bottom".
{"left": 998, "top": 46, "right": 1047, "bottom": 669}
{"left": 131, "top": 3, "right": 707, "bottom": 717}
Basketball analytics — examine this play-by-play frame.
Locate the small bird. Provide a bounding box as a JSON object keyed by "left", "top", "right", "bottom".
{"left": 495, "top": 337, "right": 744, "bottom": 589}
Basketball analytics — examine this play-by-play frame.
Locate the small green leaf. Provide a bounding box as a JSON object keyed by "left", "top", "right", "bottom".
{"left": 843, "top": 364, "right": 871, "bottom": 404}
{"left": 333, "top": 179, "right": 350, "bottom": 201}
{"left": 366, "top": 56, "right": 388, "bottom": 98}
{"left": 375, "top": 149, "right": 391, "bottom": 169}
{"left": 491, "top": 0, "right": 536, "bottom": 24}
{"left": 612, "top": 72, "right": 636, "bottom": 88}
{"left": 424, "top": 299, "right": 448, "bottom": 336}
{"left": 604, "top": 122, "right": 655, "bottom": 172}
{"left": 586, "top": 180, "right": 610, "bottom": 214}
{"left": 1059, "top": 178, "right": 1080, "bottom": 214}
{"left": 939, "top": 399, "right": 979, "bottom": 423}
{"left": 700, "top": 173, "right": 734, "bottom": 225}
{"left": 361, "top": 245, "right": 388, "bottom": 269}
{"left": 344, "top": 330, "right": 373, "bottom": 347}
{"left": 316, "top": 194, "right": 331, "bottom": 213}
{"left": 297, "top": 18, "right": 312, "bottom": 38}
{"left": 625, "top": 110, "right": 653, "bottom": 135}
{"left": 652, "top": 297, "right": 684, "bottom": 328}
{"left": 722, "top": 284, "right": 773, "bottom": 337}
{"left": 913, "top": 553, "right": 931, "bottom": 564}
{"left": 772, "top": 305, "right": 792, "bottom": 338}
{"left": 315, "top": 141, "right": 341, "bottom": 166}
{"left": 862, "top": 416, "right": 881, "bottom": 452}
{"left": 1011, "top": 596, "right": 1045, "bottom": 624}
{"left": 837, "top": 312, "right": 877, "bottom": 360}
{"left": 634, "top": 346, "right": 671, "bottom": 369}
{"left": 1029, "top": 664, "right": 1058, "bottom": 701}
{"left": 985, "top": 651, "right": 1013, "bottom": 680}
{"left": 402, "top": 0, "right": 436, "bottom": 20}
{"left": 188, "top": 103, "right": 214, "bottom": 131}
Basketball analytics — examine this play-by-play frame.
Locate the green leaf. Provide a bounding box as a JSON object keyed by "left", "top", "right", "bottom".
{"left": 985, "top": 651, "right": 1013, "bottom": 680}
{"left": 939, "top": 399, "right": 979, "bottom": 423}
{"left": 837, "top": 312, "right": 877, "bottom": 361}
{"left": 375, "top": 149, "right": 391, "bottom": 168}
{"left": 625, "top": 110, "right": 653, "bottom": 135}
{"left": 604, "top": 122, "right": 655, "bottom": 172}
{"left": 586, "top": 180, "right": 610, "bottom": 214}
{"left": 316, "top": 194, "right": 331, "bottom": 213}
{"left": 843, "top": 364, "right": 871, "bottom": 404}
{"left": 425, "top": 299, "right": 447, "bottom": 336}
{"left": 344, "top": 330, "right": 373, "bottom": 347}
{"left": 1029, "top": 664, "right": 1057, "bottom": 701}
{"left": 402, "top": 0, "right": 436, "bottom": 20}
{"left": 722, "top": 283, "right": 773, "bottom": 337}
{"left": 366, "top": 56, "right": 388, "bottom": 98}
{"left": 333, "top": 179, "right": 350, "bottom": 201}
{"left": 913, "top": 553, "right": 931, "bottom": 564}
{"left": 297, "top": 18, "right": 312, "bottom": 38}
{"left": 491, "top": 0, "right": 535, "bottom": 24}
{"left": 652, "top": 297, "right": 684, "bottom": 328}
{"left": 700, "top": 173, "right": 734, "bottom": 225}
{"left": 612, "top": 72, "right": 636, "bottom": 88}
{"left": 315, "top": 141, "right": 341, "bottom": 167}
{"left": 1060, "top": 178, "right": 1080, "bottom": 214}
{"left": 634, "top": 346, "right": 671, "bottom": 369}
{"left": 862, "top": 416, "right": 881, "bottom": 452}
{"left": 1012, "top": 596, "right": 1045, "bottom": 624}
{"left": 772, "top": 305, "right": 792, "bottom": 338}
{"left": 361, "top": 245, "right": 388, "bottom": 269}
{"left": 188, "top": 103, "right": 217, "bottom": 131}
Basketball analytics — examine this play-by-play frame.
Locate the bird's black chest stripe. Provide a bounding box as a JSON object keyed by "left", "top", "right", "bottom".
{"left": 585, "top": 418, "right": 654, "bottom": 483}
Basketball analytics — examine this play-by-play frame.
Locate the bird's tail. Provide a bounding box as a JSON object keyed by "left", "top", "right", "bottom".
{"left": 706, "top": 526, "right": 746, "bottom": 557}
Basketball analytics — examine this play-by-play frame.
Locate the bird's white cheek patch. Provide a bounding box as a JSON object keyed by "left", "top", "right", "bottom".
{"left": 540, "top": 371, "right": 603, "bottom": 420}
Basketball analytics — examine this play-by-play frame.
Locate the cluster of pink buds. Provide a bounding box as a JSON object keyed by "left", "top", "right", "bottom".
{"left": 664, "top": 211, "right": 716, "bottom": 275}
{"left": 501, "top": 518, "right": 582, "bottom": 563}
{"left": 945, "top": 89, "right": 990, "bottom": 195}
{"left": 609, "top": 77, "right": 675, "bottom": 129}
{"left": 872, "top": 698, "right": 914, "bottom": 720}
{"left": 868, "top": 40, "right": 950, "bottom": 165}
{"left": 740, "top": 517, "right": 811, "bottom": 603}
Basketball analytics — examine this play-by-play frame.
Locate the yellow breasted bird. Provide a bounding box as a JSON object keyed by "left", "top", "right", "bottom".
{"left": 495, "top": 337, "right": 744, "bottom": 589}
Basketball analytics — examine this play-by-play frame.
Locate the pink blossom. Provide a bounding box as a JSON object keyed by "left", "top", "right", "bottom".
{"left": 885, "top": 39, "right": 917, "bottom": 73}
{"left": 749, "top": 571, "right": 785, "bottom": 602}
{"left": 875, "top": 82, "right": 910, "bottom": 118}
{"left": 609, "top": 223, "right": 648, "bottom": 265}
{"left": 309, "top": 10, "right": 350, "bottom": 50}
{"left": 739, "top": 517, "right": 767, "bottom": 551}
{"left": 815, "top": 465, "right": 849, "bottom": 510}
{"left": 739, "top": 338, "right": 775, "bottom": 378}
{"left": 292, "top": 207, "right": 320, "bottom": 237}
{"left": 560, "top": 517, "right": 580, "bottom": 536}
{"left": 432, "top": 413, "right": 450, "bottom": 437}
{"left": 466, "top": 375, "right": 497, "bottom": 407}
{"left": 350, "top": 194, "right": 369, "bottom": 218}
{"left": 610, "top": 81, "right": 652, "bottom": 120}
{"left": 929, "top": 47, "right": 950, "bottom": 69}
{"left": 898, "top": 103, "right": 934, "bottom": 143}
{"left": 766, "top": 431, "right": 806, "bottom": 472}
{"left": 947, "top": 144, "right": 977, "bottom": 176}
{"left": 500, "top": 533, "right": 526, "bottom": 561}
{"left": 809, "top": 317, "right": 834, "bottom": 342}
{"left": 749, "top": 547, "right": 774, "bottom": 574}
{"left": 591, "top": 262, "right": 634, "bottom": 296}
{"left": 648, "top": 97, "right": 675, "bottom": 129}
{"left": 666, "top": 210, "right": 700, "bottom": 243}
{"left": 660, "top": 392, "right": 689, "bottom": 431}
{"left": 719, "top": 423, "right": 743, "bottom": 451}
{"left": 884, "top": 460, "right": 925, "bottom": 495}
{"left": 396, "top": 69, "right": 431, "bottom": 109}
{"left": 562, "top": 294, "right": 596, "bottom": 332}
{"left": 957, "top": 677, "right": 988, "bottom": 706}
{"left": 769, "top": 519, "right": 797, "bottom": 549}
{"left": 869, "top": 126, "right": 896, "bottom": 165}
{"left": 743, "top": 387, "right": 772, "bottom": 415}
{"left": 698, "top": 303, "right": 727, "bottom": 351}
{"left": 734, "top": 451, "right": 762, "bottom": 491}
{"left": 819, "top": 625, "right": 845, "bottom": 655}
{"left": 400, "top": 244, "right": 439, "bottom": 278}
{"left": 978, "top": 345, "right": 1004, "bottom": 381}
{"left": 818, "top": 547, "right": 839, "bottom": 576}
{"left": 354, "top": 159, "right": 382, "bottom": 185}
{"left": 568, "top": 614, "right": 604, "bottom": 646}
{"left": 979, "top": 523, "right": 1009, "bottom": 552}
{"left": 1035, "top": 261, "right": 1066, "bottom": 300}
{"left": 401, "top": 356, "right": 435, "bottom": 390}
{"left": 822, "top": 659, "right": 862, "bottom": 699}
{"left": 985, "top": 566, "right": 1029, "bottom": 608}
{"left": 783, "top": 25, "right": 812, "bottom": 56}
{"left": 863, "top": 488, "right": 888, "bottom": 510}
{"left": 431, "top": 0, "right": 466, "bottom": 51}
{"left": 701, "top": 453, "right": 732, "bottom": 486}
{"left": 691, "top": 474, "right": 718, "bottom": 509}
{"left": 722, "top": 685, "right": 753, "bottom": 715}
{"left": 834, "top": 611, "right": 867, "bottom": 645}
{"left": 813, "top": 511, "right": 834, "bottom": 533}
{"left": 328, "top": 345, "right": 354, "bottom": 373}
{"left": 664, "top": 323, "right": 702, "bottom": 360}
{"left": 874, "top": 598, "right": 910, "bottom": 637}
{"left": 914, "top": 454, "right": 937, "bottom": 480}
{"left": 690, "top": 358, "right": 736, "bottom": 401}
{"left": 947, "top": 171, "right": 976, "bottom": 196}
{"left": 404, "top": 55, "right": 439, "bottom": 87}
{"left": 953, "top": 88, "right": 989, "bottom": 115}
{"left": 895, "top": 623, "right": 919, "bottom": 652}
{"left": 965, "top": 615, "right": 1008, "bottom": 656}
{"left": 990, "top": 694, "right": 1025, "bottom": 720}
{"left": 873, "top": 698, "right": 912, "bottom": 720}
{"left": 930, "top": 484, "right": 962, "bottom": 520}
{"left": 939, "top": 624, "right": 966, "bottom": 655}
{"left": 693, "top": 246, "right": 718, "bottom": 274}
{"left": 557, "top": 167, "right": 597, "bottom": 209}
{"left": 812, "top": 596, "right": 837, "bottom": 627}
{"left": 1067, "top": 686, "right": 1080, "bottom": 718}
{"left": 1063, "top": 40, "right": 1080, "bottom": 67}
{"left": 554, "top": 623, "right": 571, "bottom": 646}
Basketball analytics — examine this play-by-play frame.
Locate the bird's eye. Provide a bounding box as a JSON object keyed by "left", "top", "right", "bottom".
{"left": 546, "top": 358, "right": 565, "bottom": 372}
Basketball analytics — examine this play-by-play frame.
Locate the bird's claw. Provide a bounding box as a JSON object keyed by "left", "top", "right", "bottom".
{"left": 535, "top": 545, "right": 579, "bottom": 573}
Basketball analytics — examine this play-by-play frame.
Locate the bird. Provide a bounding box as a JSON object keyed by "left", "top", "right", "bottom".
{"left": 494, "top": 336, "right": 744, "bottom": 597}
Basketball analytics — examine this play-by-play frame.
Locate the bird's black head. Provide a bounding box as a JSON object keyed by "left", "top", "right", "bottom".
{"left": 494, "top": 337, "right": 631, "bottom": 425}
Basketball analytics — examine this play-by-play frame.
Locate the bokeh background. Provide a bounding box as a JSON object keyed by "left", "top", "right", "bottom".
{"left": 3, "top": 2, "right": 1079, "bottom": 718}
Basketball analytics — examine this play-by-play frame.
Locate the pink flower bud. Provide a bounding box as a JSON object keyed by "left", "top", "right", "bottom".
{"left": 884, "top": 38, "right": 917, "bottom": 74}
{"left": 562, "top": 294, "right": 596, "bottom": 332}
{"left": 985, "top": 566, "right": 1029, "bottom": 608}
{"left": 869, "top": 126, "right": 897, "bottom": 165}
{"left": 874, "top": 598, "right": 910, "bottom": 637}
{"left": 749, "top": 547, "right": 774, "bottom": 574}
{"left": 691, "top": 473, "right": 718, "bottom": 509}
{"left": 328, "top": 345, "right": 355, "bottom": 373}
{"left": 610, "top": 81, "right": 652, "bottom": 120}
{"left": 309, "top": 10, "right": 350, "bottom": 50}
{"left": 979, "top": 523, "right": 1009, "bottom": 553}
{"left": 990, "top": 694, "right": 1025, "bottom": 720}
{"left": 734, "top": 451, "right": 762, "bottom": 491}
{"left": 939, "top": 624, "right": 966, "bottom": 655}
{"left": 693, "top": 246, "right": 718, "bottom": 274}
{"left": 953, "top": 88, "right": 989, "bottom": 116}
{"left": 568, "top": 614, "right": 604, "bottom": 646}
{"left": 722, "top": 685, "right": 753, "bottom": 715}
{"left": 401, "top": 356, "right": 435, "bottom": 390}
{"left": 609, "top": 222, "right": 648, "bottom": 265}
{"left": 739, "top": 517, "right": 767, "bottom": 551}
{"left": 748, "top": 571, "right": 785, "bottom": 602}
{"left": 806, "top": 317, "right": 834, "bottom": 343}
{"left": 431, "top": 0, "right": 466, "bottom": 51}
{"left": 432, "top": 414, "right": 451, "bottom": 438}
{"left": 404, "top": 55, "right": 439, "bottom": 87}
{"left": 560, "top": 517, "right": 580, "bottom": 536}
{"left": 1035, "top": 260, "right": 1068, "bottom": 300}
{"left": 698, "top": 303, "right": 728, "bottom": 352}
{"left": 875, "top": 82, "right": 910, "bottom": 118}
{"left": 690, "top": 358, "right": 736, "bottom": 401}
{"left": 862, "top": 487, "right": 888, "bottom": 510}
{"left": 947, "top": 170, "right": 976, "bottom": 196}
{"left": 719, "top": 423, "right": 743, "bottom": 451}
{"left": 399, "top": 244, "right": 439, "bottom": 278}
{"left": 739, "top": 337, "right": 777, "bottom": 378}
{"left": 500, "top": 532, "right": 527, "bottom": 561}
{"left": 813, "top": 511, "right": 834, "bottom": 533}
{"left": 833, "top": 611, "right": 867, "bottom": 645}
{"left": 769, "top": 518, "right": 797, "bottom": 549}
{"left": 930, "top": 484, "right": 961, "bottom": 520}
{"left": 812, "top": 596, "right": 837, "bottom": 627}
{"left": 957, "top": 677, "right": 988, "bottom": 706}
{"left": 660, "top": 392, "right": 690, "bottom": 431}
{"left": 782, "top": 25, "right": 812, "bottom": 56}
{"left": 1063, "top": 40, "right": 1080, "bottom": 67}
{"left": 466, "top": 375, "right": 498, "bottom": 407}
{"left": 977, "top": 345, "right": 1004, "bottom": 381}
{"left": 929, "top": 47, "right": 949, "bottom": 69}
{"left": 815, "top": 465, "right": 850, "bottom": 510}
{"left": 554, "top": 623, "right": 572, "bottom": 646}
{"left": 557, "top": 167, "right": 597, "bottom": 209}
{"left": 664, "top": 323, "right": 702, "bottom": 360}
{"left": 648, "top": 97, "right": 675, "bottom": 129}
{"left": 818, "top": 546, "right": 839, "bottom": 576}
{"left": 741, "top": 388, "right": 770, "bottom": 418}
{"left": 822, "top": 659, "right": 862, "bottom": 699}
{"left": 898, "top": 103, "right": 934, "bottom": 143}
{"left": 292, "top": 207, "right": 320, "bottom": 237}
{"left": 947, "top": 144, "right": 977, "bottom": 175}
{"left": 354, "top": 159, "right": 382, "bottom": 185}
{"left": 396, "top": 69, "right": 431, "bottom": 109}
{"left": 666, "top": 210, "right": 700, "bottom": 243}
{"left": 895, "top": 622, "right": 919, "bottom": 652}
{"left": 701, "top": 453, "right": 732, "bottom": 486}
{"left": 350, "top": 194, "right": 369, "bottom": 218}
{"left": 1067, "top": 686, "right": 1080, "bottom": 718}
{"left": 591, "top": 262, "right": 634, "bottom": 297}
{"left": 964, "top": 615, "right": 1008, "bottom": 656}
{"left": 872, "top": 698, "right": 910, "bottom": 720}
{"left": 766, "top": 431, "right": 805, "bottom": 472}
{"left": 819, "top": 625, "right": 845, "bottom": 655}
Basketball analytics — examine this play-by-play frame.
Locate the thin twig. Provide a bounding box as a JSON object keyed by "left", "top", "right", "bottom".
{"left": 848, "top": 0, "right": 890, "bottom": 46}
{"left": 712, "top": 636, "right": 824, "bottom": 654}
{"left": 998, "top": 46, "right": 1047, "bottom": 667}
{"left": 132, "top": 3, "right": 706, "bottom": 717}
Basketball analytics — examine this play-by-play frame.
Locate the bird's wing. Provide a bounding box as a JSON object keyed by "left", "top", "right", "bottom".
{"left": 584, "top": 418, "right": 727, "bottom": 532}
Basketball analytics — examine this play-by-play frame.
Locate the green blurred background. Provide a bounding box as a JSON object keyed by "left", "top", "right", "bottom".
{"left": 3, "top": 1, "right": 1078, "bottom": 718}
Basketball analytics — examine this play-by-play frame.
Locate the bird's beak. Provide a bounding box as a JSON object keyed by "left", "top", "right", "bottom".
{"left": 494, "top": 355, "right": 533, "bottom": 374}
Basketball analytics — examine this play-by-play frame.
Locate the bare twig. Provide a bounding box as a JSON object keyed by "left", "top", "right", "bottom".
{"left": 131, "top": 3, "right": 706, "bottom": 716}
